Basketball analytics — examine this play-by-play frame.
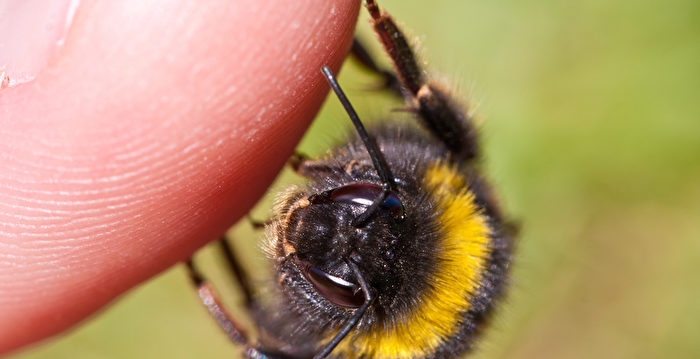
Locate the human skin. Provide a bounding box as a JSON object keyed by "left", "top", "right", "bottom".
{"left": 0, "top": 0, "right": 360, "bottom": 354}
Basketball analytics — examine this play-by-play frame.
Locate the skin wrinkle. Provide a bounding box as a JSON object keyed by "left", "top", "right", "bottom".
{"left": 0, "top": 0, "right": 361, "bottom": 354}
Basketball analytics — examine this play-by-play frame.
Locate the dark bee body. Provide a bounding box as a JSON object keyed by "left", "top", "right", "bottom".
{"left": 186, "top": 1, "right": 513, "bottom": 358}
{"left": 260, "top": 122, "right": 511, "bottom": 359}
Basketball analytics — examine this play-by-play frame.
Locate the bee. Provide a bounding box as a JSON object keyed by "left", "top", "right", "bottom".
{"left": 186, "top": 1, "right": 513, "bottom": 358}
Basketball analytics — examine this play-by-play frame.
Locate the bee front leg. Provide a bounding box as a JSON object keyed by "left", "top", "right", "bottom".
{"left": 185, "top": 260, "right": 269, "bottom": 359}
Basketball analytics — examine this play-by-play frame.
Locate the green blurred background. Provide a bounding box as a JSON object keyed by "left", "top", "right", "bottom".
{"left": 12, "top": 0, "right": 700, "bottom": 358}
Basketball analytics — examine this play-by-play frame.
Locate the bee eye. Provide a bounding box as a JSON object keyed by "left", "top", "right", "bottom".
{"left": 325, "top": 183, "right": 405, "bottom": 220}
{"left": 296, "top": 259, "right": 365, "bottom": 308}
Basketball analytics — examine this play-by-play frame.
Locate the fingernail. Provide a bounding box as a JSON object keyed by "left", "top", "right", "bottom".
{"left": 0, "top": 0, "right": 79, "bottom": 88}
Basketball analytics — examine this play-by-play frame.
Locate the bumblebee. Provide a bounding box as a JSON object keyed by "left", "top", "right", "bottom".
{"left": 186, "top": 1, "right": 513, "bottom": 358}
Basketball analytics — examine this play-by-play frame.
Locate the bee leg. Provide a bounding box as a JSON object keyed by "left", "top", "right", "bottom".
{"left": 289, "top": 152, "right": 337, "bottom": 179}
{"left": 365, "top": 0, "right": 479, "bottom": 160}
{"left": 185, "top": 260, "right": 270, "bottom": 359}
{"left": 217, "top": 236, "right": 255, "bottom": 307}
{"left": 350, "top": 38, "right": 402, "bottom": 97}
{"left": 246, "top": 215, "right": 270, "bottom": 230}
{"left": 288, "top": 152, "right": 310, "bottom": 173}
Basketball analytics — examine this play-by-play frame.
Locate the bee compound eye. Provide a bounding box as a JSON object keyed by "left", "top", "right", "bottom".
{"left": 329, "top": 183, "right": 405, "bottom": 221}
{"left": 296, "top": 259, "right": 365, "bottom": 308}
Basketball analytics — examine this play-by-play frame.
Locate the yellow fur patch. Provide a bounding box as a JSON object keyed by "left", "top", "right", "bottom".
{"left": 332, "top": 161, "right": 493, "bottom": 359}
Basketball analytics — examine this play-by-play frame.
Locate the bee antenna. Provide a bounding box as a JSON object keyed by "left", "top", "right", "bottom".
{"left": 321, "top": 66, "right": 396, "bottom": 191}
{"left": 321, "top": 66, "right": 400, "bottom": 227}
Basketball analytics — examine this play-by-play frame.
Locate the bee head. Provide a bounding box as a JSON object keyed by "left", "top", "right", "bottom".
{"left": 277, "top": 182, "right": 405, "bottom": 308}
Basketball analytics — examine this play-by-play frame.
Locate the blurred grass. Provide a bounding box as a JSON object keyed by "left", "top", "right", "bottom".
{"left": 11, "top": 0, "right": 700, "bottom": 358}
